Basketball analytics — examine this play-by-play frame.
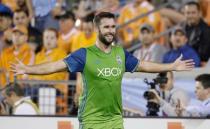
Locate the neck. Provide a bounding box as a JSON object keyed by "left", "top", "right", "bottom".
{"left": 62, "top": 27, "right": 73, "bottom": 35}
{"left": 14, "top": 44, "right": 24, "bottom": 51}
{"left": 85, "top": 33, "right": 92, "bottom": 39}
{"left": 96, "top": 39, "right": 112, "bottom": 53}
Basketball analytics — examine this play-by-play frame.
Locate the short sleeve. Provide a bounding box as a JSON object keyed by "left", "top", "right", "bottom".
{"left": 124, "top": 49, "right": 139, "bottom": 72}
{"left": 64, "top": 48, "right": 86, "bottom": 73}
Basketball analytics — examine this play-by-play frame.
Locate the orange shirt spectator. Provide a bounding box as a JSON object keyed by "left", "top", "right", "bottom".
{"left": 71, "top": 14, "right": 97, "bottom": 52}
{"left": 0, "top": 25, "right": 34, "bottom": 87}
{"left": 57, "top": 28, "right": 78, "bottom": 54}
{"left": 56, "top": 10, "right": 79, "bottom": 54}
{"left": 30, "top": 28, "right": 68, "bottom": 92}
{"left": 30, "top": 28, "right": 68, "bottom": 114}
{"left": 118, "top": 0, "right": 161, "bottom": 47}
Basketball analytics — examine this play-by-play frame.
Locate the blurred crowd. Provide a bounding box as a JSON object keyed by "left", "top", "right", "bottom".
{"left": 0, "top": 0, "right": 210, "bottom": 115}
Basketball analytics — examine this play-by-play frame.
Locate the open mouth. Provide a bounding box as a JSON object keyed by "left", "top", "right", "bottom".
{"left": 106, "top": 35, "right": 113, "bottom": 38}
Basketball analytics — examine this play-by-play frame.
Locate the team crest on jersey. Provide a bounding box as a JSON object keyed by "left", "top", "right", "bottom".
{"left": 116, "top": 55, "right": 122, "bottom": 64}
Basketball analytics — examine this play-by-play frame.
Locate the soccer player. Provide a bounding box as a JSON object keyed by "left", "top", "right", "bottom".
{"left": 10, "top": 12, "right": 194, "bottom": 129}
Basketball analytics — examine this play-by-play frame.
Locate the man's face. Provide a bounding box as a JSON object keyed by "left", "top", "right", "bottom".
{"left": 58, "top": 18, "right": 74, "bottom": 33}
{"left": 43, "top": 30, "right": 57, "bottom": 50}
{"left": 12, "top": 31, "right": 27, "bottom": 46}
{"left": 170, "top": 32, "right": 187, "bottom": 49}
{"left": 0, "top": 16, "right": 12, "bottom": 31}
{"left": 195, "top": 81, "right": 209, "bottom": 101}
{"left": 82, "top": 21, "right": 94, "bottom": 37}
{"left": 184, "top": 5, "right": 200, "bottom": 26}
{"left": 140, "top": 30, "right": 154, "bottom": 46}
{"left": 13, "top": 11, "right": 29, "bottom": 26}
{"left": 97, "top": 18, "right": 116, "bottom": 46}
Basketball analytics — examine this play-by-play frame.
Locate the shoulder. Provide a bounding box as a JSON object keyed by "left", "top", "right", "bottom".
{"left": 69, "top": 48, "right": 87, "bottom": 57}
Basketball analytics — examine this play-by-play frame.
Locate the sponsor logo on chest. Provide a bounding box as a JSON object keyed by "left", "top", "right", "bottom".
{"left": 97, "top": 67, "right": 122, "bottom": 77}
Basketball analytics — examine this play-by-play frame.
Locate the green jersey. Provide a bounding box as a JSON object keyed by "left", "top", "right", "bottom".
{"left": 64, "top": 45, "right": 139, "bottom": 126}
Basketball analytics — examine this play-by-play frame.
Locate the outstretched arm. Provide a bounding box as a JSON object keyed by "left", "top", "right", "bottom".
{"left": 136, "top": 55, "right": 195, "bottom": 72}
{"left": 10, "top": 58, "right": 67, "bottom": 75}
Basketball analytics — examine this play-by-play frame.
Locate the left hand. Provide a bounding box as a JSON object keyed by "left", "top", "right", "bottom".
{"left": 173, "top": 54, "right": 195, "bottom": 71}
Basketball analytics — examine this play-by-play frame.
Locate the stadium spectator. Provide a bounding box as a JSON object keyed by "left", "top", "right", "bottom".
{"left": 55, "top": 10, "right": 79, "bottom": 54}
{"left": 133, "top": 23, "right": 168, "bottom": 63}
{"left": 0, "top": 25, "right": 34, "bottom": 87}
{"left": 13, "top": 9, "right": 42, "bottom": 53}
{"left": 71, "top": 13, "right": 96, "bottom": 52}
{"left": 0, "top": 4, "right": 13, "bottom": 52}
{"left": 1, "top": 0, "right": 34, "bottom": 19}
{"left": 31, "top": 0, "right": 64, "bottom": 31}
{"left": 149, "top": 71, "right": 190, "bottom": 116}
{"left": 0, "top": 82, "right": 39, "bottom": 115}
{"left": 29, "top": 28, "right": 68, "bottom": 114}
{"left": 163, "top": 26, "right": 200, "bottom": 67}
{"left": 176, "top": 74, "right": 210, "bottom": 117}
{"left": 0, "top": 4, "right": 13, "bottom": 32}
{"left": 118, "top": 0, "right": 162, "bottom": 47}
{"left": 182, "top": 1, "right": 210, "bottom": 63}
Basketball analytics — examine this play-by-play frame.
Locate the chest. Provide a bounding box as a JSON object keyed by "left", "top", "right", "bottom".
{"left": 84, "top": 50, "right": 125, "bottom": 80}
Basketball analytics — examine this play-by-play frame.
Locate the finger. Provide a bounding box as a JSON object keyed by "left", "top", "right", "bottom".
{"left": 15, "top": 57, "right": 22, "bottom": 64}
{"left": 185, "top": 62, "right": 195, "bottom": 67}
{"left": 9, "top": 64, "right": 17, "bottom": 71}
{"left": 9, "top": 62, "right": 16, "bottom": 68}
{"left": 184, "top": 59, "right": 194, "bottom": 63}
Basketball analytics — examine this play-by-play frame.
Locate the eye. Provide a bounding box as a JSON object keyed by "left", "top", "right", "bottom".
{"left": 104, "top": 25, "right": 109, "bottom": 28}
{"left": 112, "top": 25, "right": 116, "bottom": 28}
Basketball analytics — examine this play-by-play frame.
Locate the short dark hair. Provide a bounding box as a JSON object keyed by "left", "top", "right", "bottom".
{"left": 55, "top": 10, "right": 76, "bottom": 22}
{"left": 93, "top": 12, "right": 115, "bottom": 26}
{"left": 14, "top": 9, "right": 29, "bottom": 17}
{"left": 185, "top": 1, "right": 200, "bottom": 11}
{"left": 83, "top": 12, "right": 95, "bottom": 23}
{"left": 3, "top": 83, "right": 24, "bottom": 97}
{"left": 195, "top": 74, "right": 210, "bottom": 89}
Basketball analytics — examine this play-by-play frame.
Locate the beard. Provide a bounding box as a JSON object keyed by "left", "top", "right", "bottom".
{"left": 98, "top": 29, "right": 116, "bottom": 46}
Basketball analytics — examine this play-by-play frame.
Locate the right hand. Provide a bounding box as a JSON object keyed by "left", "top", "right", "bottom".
{"left": 175, "top": 99, "right": 185, "bottom": 117}
{"left": 10, "top": 58, "right": 27, "bottom": 75}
